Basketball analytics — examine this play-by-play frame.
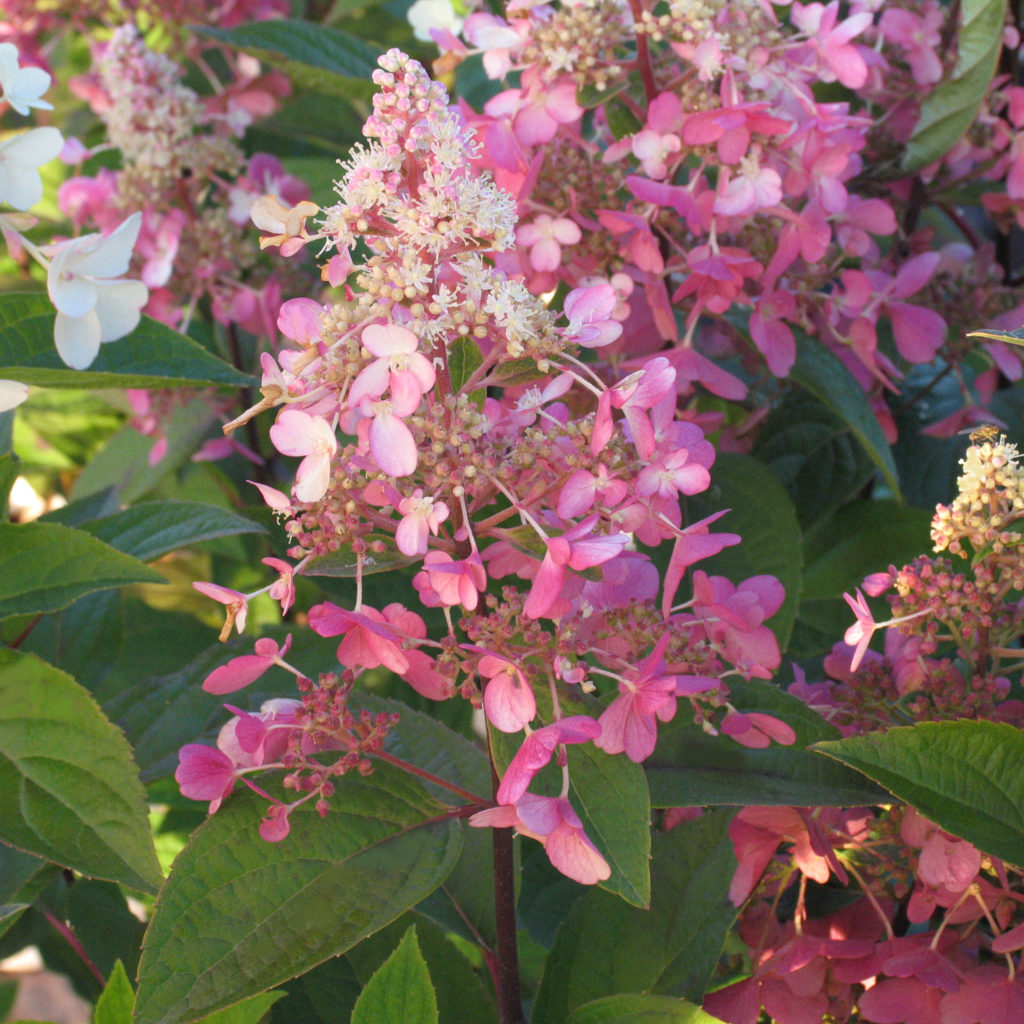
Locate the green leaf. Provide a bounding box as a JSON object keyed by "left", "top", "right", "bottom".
{"left": 0, "top": 294, "right": 252, "bottom": 388}
{"left": 903, "top": 0, "right": 1007, "bottom": 171}
{"left": 569, "top": 994, "right": 727, "bottom": 1024}
{"left": 813, "top": 720, "right": 1024, "bottom": 865}
{"left": 0, "top": 649, "right": 163, "bottom": 893}
{"left": 569, "top": 743, "right": 651, "bottom": 908}
{"left": 79, "top": 501, "right": 266, "bottom": 562}
{"left": 198, "top": 993, "right": 286, "bottom": 1024}
{"left": 0, "top": 842, "right": 57, "bottom": 940}
{"left": 646, "top": 679, "right": 887, "bottom": 808}
{"left": 446, "top": 337, "right": 484, "bottom": 395}
{"left": 789, "top": 334, "right": 901, "bottom": 499}
{"left": 350, "top": 926, "right": 438, "bottom": 1024}
{"left": 67, "top": 880, "right": 146, "bottom": 978}
{"left": 0, "top": 453, "right": 17, "bottom": 523}
{"left": 531, "top": 812, "right": 738, "bottom": 1024}
{"left": 685, "top": 452, "right": 802, "bottom": 653}
{"left": 196, "top": 21, "right": 379, "bottom": 99}
{"left": 70, "top": 402, "right": 220, "bottom": 505}
{"left": 134, "top": 765, "right": 463, "bottom": 1024}
{"left": 0, "top": 521, "right": 166, "bottom": 618}
{"left": 301, "top": 541, "right": 418, "bottom": 578}
{"left": 93, "top": 960, "right": 134, "bottom": 1024}
{"left": 753, "top": 391, "right": 875, "bottom": 528}
{"left": 344, "top": 914, "right": 495, "bottom": 1024}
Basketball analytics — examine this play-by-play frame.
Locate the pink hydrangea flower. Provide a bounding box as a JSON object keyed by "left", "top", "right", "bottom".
{"left": 396, "top": 489, "right": 450, "bottom": 556}
{"left": 496, "top": 716, "right": 602, "bottom": 804}
{"left": 193, "top": 581, "right": 249, "bottom": 642}
{"left": 203, "top": 635, "right": 293, "bottom": 695}
{"left": 269, "top": 408, "right": 337, "bottom": 503}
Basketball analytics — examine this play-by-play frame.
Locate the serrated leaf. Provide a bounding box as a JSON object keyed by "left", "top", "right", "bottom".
{"left": 196, "top": 21, "right": 379, "bottom": 99}
{"left": 93, "top": 960, "right": 134, "bottom": 1024}
{"left": 569, "top": 994, "right": 727, "bottom": 1024}
{"left": 813, "top": 720, "right": 1024, "bottom": 865}
{"left": 0, "top": 294, "right": 251, "bottom": 388}
{"left": 79, "top": 501, "right": 266, "bottom": 562}
{"left": 790, "top": 334, "right": 901, "bottom": 499}
{"left": 646, "top": 679, "right": 887, "bottom": 808}
{"left": 531, "top": 813, "right": 737, "bottom": 1024}
{"left": 446, "top": 337, "right": 483, "bottom": 395}
{"left": 903, "top": 0, "right": 1007, "bottom": 171}
{"left": 350, "top": 926, "right": 438, "bottom": 1024}
{"left": 0, "top": 522, "right": 165, "bottom": 618}
{"left": 134, "top": 766, "right": 463, "bottom": 1024}
{"left": 569, "top": 744, "right": 651, "bottom": 908}
{"left": 0, "top": 649, "right": 163, "bottom": 893}
{"left": 485, "top": 357, "right": 544, "bottom": 387}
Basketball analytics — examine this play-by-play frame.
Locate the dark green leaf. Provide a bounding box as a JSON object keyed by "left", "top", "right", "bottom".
{"left": 0, "top": 649, "right": 163, "bottom": 893}
{"left": 646, "top": 680, "right": 887, "bottom": 808}
{"left": 0, "top": 294, "right": 252, "bottom": 388}
{"left": 569, "top": 994, "right": 728, "bottom": 1024}
{"left": 80, "top": 501, "right": 266, "bottom": 562}
{"left": 350, "top": 926, "right": 438, "bottom": 1024}
{"left": 134, "top": 766, "right": 463, "bottom": 1024}
{"left": 903, "top": 0, "right": 1007, "bottom": 171}
{"left": 196, "top": 21, "right": 379, "bottom": 99}
{"left": 93, "top": 960, "right": 134, "bottom": 1024}
{"left": 753, "top": 392, "right": 875, "bottom": 528}
{"left": 569, "top": 743, "right": 651, "bottom": 908}
{"left": 531, "top": 812, "right": 738, "bottom": 1024}
{"left": 685, "top": 453, "right": 802, "bottom": 653}
{"left": 813, "top": 720, "right": 1024, "bottom": 865}
{"left": 0, "top": 521, "right": 165, "bottom": 618}
{"left": 67, "top": 880, "right": 146, "bottom": 978}
{"left": 790, "top": 334, "right": 901, "bottom": 499}
{"left": 447, "top": 337, "right": 484, "bottom": 395}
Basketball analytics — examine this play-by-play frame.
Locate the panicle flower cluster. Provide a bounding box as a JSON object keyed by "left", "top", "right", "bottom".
{"left": 712, "top": 431, "right": 1024, "bottom": 1022}
{"left": 53, "top": 24, "right": 316, "bottom": 456}
{"left": 437, "top": 0, "right": 1024, "bottom": 442}
{"left": 184, "top": 50, "right": 795, "bottom": 884}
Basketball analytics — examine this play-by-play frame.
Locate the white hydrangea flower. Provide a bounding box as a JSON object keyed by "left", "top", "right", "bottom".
{"left": 46, "top": 212, "right": 149, "bottom": 370}
{"left": 0, "top": 126, "right": 63, "bottom": 210}
{"left": 0, "top": 43, "right": 53, "bottom": 116}
{"left": 407, "top": 0, "right": 463, "bottom": 42}
{"left": 0, "top": 379, "right": 28, "bottom": 413}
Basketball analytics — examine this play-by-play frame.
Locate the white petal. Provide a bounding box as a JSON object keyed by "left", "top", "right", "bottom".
{"left": 48, "top": 261, "right": 97, "bottom": 317}
{"left": 93, "top": 279, "right": 148, "bottom": 342}
{"left": 0, "top": 379, "right": 28, "bottom": 412}
{"left": 54, "top": 310, "right": 102, "bottom": 370}
{"left": 71, "top": 213, "right": 142, "bottom": 279}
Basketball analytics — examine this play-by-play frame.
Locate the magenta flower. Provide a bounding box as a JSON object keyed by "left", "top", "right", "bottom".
{"left": 720, "top": 710, "right": 796, "bottom": 749}
{"left": 523, "top": 517, "right": 629, "bottom": 620}
{"left": 479, "top": 654, "right": 536, "bottom": 733}
{"left": 413, "top": 551, "right": 487, "bottom": 611}
{"left": 470, "top": 793, "right": 610, "bottom": 885}
{"left": 262, "top": 557, "right": 296, "bottom": 615}
{"left": 594, "top": 638, "right": 680, "bottom": 762}
{"left": 193, "top": 581, "right": 249, "bottom": 642}
{"left": 562, "top": 284, "right": 623, "bottom": 348}
{"left": 842, "top": 588, "right": 878, "bottom": 671}
{"left": 269, "top": 408, "right": 337, "bottom": 503}
{"left": 495, "top": 715, "right": 602, "bottom": 805}
{"left": 202, "top": 635, "right": 293, "bottom": 695}
{"left": 175, "top": 744, "right": 237, "bottom": 812}
{"left": 308, "top": 601, "right": 412, "bottom": 674}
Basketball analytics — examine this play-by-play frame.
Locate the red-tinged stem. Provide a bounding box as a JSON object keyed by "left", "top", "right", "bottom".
{"left": 37, "top": 901, "right": 107, "bottom": 988}
{"left": 489, "top": 754, "right": 524, "bottom": 1024}
{"left": 372, "top": 750, "right": 489, "bottom": 806}
{"left": 628, "top": 0, "right": 658, "bottom": 103}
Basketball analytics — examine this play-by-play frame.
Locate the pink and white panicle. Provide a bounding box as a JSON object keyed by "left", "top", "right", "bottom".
{"left": 185, "top": 50, "right": 792, "bottom": 884}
